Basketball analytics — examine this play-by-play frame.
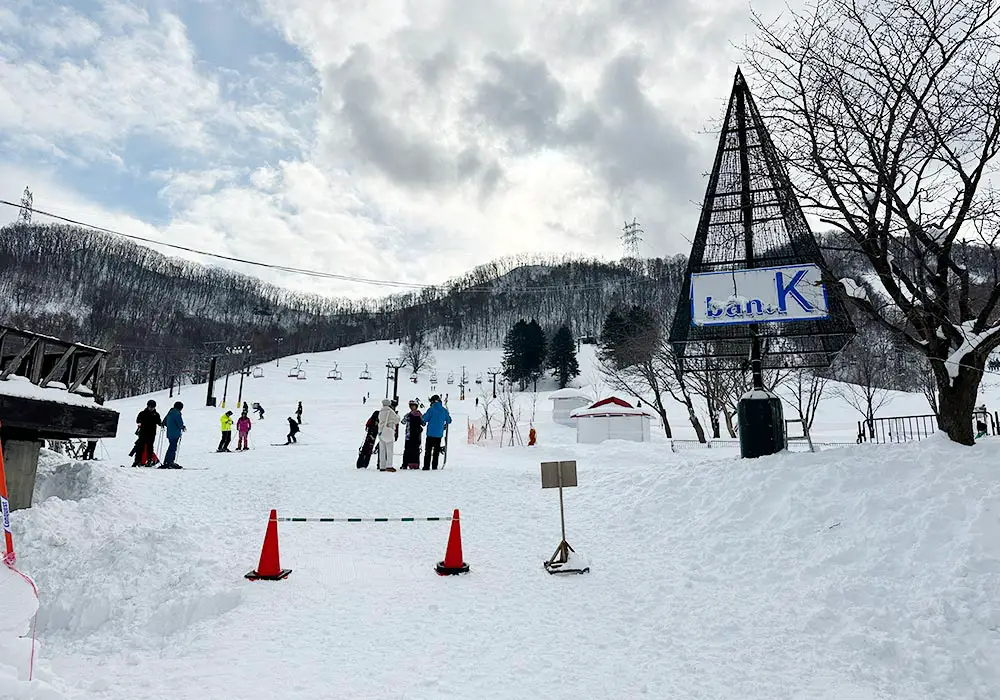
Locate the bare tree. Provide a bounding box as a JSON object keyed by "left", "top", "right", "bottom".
{"left": 831, "top": 325, "right": 898, "bottom": 437}
{"left": 399, "top": 332, "right": 436, "bottom": 374}
{"left": 777, "top": 369, "right": 829, "bottom": 432}
{"left": 747, "top": 0, "right": 1000, "bottom": 444}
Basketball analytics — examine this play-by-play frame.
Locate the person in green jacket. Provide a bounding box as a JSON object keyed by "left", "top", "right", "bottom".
{"left": 218, "top": 411, "right": 234, "bottom": 452}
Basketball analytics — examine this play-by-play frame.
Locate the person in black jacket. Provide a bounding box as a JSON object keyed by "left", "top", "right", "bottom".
{"left": 132, "top": 400, "right": 162, "bottom": 467}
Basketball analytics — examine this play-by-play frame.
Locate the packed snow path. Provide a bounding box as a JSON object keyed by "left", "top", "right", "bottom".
{"left": 8, "top": 344, "right": 1000, "bottom": 699}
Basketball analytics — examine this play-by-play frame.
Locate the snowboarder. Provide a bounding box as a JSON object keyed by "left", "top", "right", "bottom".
{"left": 357, "top": 408, "right": 381, "bottom": 468}
{"left": 401, "top": 399, "right": 423, "bottom": 469}
{"left": 285, "top": 416, "right": 300, "bottom": 444}
{"left": 236, "top": 413, "right": 252, "bottom": 451}
{"left": 252, "top": 402, "right": 265, "bottom": 419}
{"left": 296, "top": 401, "right": 303, "bottom": 425}
{"left": 377, "top": 399, "right": 400, "bottom": 472}
{"left": 422, "top": 395, "right": 452, "bottom": 470}
{"left": 161, "top": 401, "right": 186, "bottom": 467}
{"left": 218, "top": 411, "right": 234, "bottom": 452}
{"left": 132, "top": 400, "right": 162, "bottom": 467}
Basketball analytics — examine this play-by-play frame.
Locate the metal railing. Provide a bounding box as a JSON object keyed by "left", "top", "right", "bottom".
{"left": 856, "top": 410, "right": 999, "bottom": 444}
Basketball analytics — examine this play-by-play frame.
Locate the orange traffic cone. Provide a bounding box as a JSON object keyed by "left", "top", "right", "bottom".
{"left": 435, "top": 508, "right": 470, "bottom": 575}
{"left": 245, "top": 509, "right": 292, "bottom": 581}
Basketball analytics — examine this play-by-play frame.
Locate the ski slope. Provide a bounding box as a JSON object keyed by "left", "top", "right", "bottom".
{"left": 3, "top": 341, "right": 1000, "bottom": 699}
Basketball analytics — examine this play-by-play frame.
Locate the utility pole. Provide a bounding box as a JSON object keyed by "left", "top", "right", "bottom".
{"left": 487, "top": 367, "right": 501, "bottom": 399}
{"left": 385, "top": 358, "right": 405, "bottom": 403}
{"left": 232, "top": 344, "right": 252, "bottom": 406}
{"left": 17, "top": 187, "right": 32, "bottom": 226}
{"left": 620, "top": 218, "right": 643, "bottom": 259}
{"left": 206, "top": 356, "right": 218, "bottom": 407}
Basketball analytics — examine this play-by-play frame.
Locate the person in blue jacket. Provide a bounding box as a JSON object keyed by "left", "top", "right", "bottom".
{"left": 161, "top": 401, "right": 186, "bottom": 468}
{"left": 421, "top": 394, "right": 452, "bottom": 470}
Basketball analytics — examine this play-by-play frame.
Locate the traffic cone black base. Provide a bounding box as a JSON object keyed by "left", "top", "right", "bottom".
{"left": 434, "top": 560, "right": 469, "bottom": 576}
{"left": 245, "top": 568, "right": 292, "bottom": 581}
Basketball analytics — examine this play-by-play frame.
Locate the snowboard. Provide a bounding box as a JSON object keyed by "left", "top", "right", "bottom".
{"left": 356, "top": 431, "right": 377, "bottom": 468}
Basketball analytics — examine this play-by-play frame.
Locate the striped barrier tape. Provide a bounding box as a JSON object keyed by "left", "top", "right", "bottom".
{"left": 274, "top": 516, "right": 452, "bottom": 523}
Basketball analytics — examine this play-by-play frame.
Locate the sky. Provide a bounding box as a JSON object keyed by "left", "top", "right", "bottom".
{"left": 0, "top": 0, "right": 785, "bottom": 298}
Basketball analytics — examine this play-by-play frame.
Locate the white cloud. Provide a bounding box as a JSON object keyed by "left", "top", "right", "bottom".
{"left": 1, "top": 0, "right": 796, "bottom": 301}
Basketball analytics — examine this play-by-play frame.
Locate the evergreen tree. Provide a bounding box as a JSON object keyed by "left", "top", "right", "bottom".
{"left": 523, "top": 320, "right": 548, "bottom": 389}
{"left": 502, "top": 319, "right": 530, "bottom": 385}
{"left": 548, "top": 325, "right": 580, "bottom": 388}
{"left": 502, "top": 319, "right": 548, "bottom": 389}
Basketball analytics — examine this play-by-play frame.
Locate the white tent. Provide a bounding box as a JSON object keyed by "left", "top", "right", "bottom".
{"left": 570, "top": 397, "right": 653, "bottom": 444}
{"left": 548, "top": 388, "right": 593, "bottom": 426}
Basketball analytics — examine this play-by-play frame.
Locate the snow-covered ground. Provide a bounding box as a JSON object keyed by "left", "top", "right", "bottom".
{"left": 4, "top": 341, "right": 1000, "bottom": 699}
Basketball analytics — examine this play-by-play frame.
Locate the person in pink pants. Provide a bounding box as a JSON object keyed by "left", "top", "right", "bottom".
{"left": 236, "top": 412, "right": 252, "bottom": 451}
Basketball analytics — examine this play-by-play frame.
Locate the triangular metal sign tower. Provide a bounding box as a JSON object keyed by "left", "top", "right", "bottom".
{"left": 669, "top": 69, "right": 855, "bottom": 382}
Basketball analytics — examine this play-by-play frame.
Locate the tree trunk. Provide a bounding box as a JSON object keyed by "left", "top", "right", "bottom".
{"left": 723, "top": 409, "right": 738, "bottom": 438}
{"left": 934, "top": 361, "right": 981, "bottom": 446}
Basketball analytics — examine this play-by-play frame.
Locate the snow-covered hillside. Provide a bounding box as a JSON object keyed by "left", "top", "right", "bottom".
{"left": 3, "top": 342, "right": 1000, "bottom": 699}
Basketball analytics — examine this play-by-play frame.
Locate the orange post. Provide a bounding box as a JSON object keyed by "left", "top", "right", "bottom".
{"left": 0, "top": 421, "right": 15, "bottom": 565}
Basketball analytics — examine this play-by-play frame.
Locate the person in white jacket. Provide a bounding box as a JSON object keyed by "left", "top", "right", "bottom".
{"left": 377, "top": 399, "right": 400, "bottom": 472}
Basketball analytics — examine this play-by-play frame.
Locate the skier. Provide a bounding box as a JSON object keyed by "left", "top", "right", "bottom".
{"left": 218, "top": 411, "right": 234, "bottom": 452}
{"left": 161, "top": 401, "right": 186, "bottom": 468}
{"left": 401, "top": 399, "right": 423, "bottom": 469}
{"left": 132, "top": 400, "right": 162, "bottom": 467}
{"left": 252, "top": 402, "right": 265, "bottom": 419}
{"left": 236, "top": 412, "right": 252, "bottom": 451}
{"left": 296, "top": 401, "right": 303, "bottom": 425}
{"left": 285, "top": 416, "right": 300, "bottom": 444}
{"left": 363, "top": 396, "right": 367, "bottom": 405}
{"left": 422, "top": 395, "right": 452, "bottom": 470}
{"left": 377, "top": 399, "right": 400, "bottom": 472}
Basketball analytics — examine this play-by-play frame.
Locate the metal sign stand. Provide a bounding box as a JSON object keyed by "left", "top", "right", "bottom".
{"left": 541, "top": 460, "right": 589, "bottom": 575}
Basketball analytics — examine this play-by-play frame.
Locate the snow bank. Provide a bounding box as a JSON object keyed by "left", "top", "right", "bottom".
{"left": 0, "top": 563, "right": 67, "bottom": 699}
{"left": 12, "top": 457, "right": 244, "bottom": 657}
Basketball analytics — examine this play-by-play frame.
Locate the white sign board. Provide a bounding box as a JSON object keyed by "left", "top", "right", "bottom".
{"left": 690, "top": 264, "right": 829, "bottom": 326}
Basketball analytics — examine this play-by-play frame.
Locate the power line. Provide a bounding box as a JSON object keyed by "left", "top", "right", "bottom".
{"left": 0, "top": 198, "right": 657, "bottom": 295}
{"left": 0, "top": 199, "right": 435, "bottom": 291}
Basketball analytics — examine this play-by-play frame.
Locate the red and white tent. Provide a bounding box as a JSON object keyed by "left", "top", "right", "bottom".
{"left": 569, "top": 397, "right": 653, "bottom": 444}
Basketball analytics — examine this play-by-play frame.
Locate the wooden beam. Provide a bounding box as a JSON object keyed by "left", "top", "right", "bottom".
{"left": 29, "top": 339, "right": 46, "bottom": 384}
{"left": 0, "top": 337, "right": 39, "bottom": 380}
{"left": 40, "top": 346, "right": 76, "bottom": 388}
{"left": 0, "top": 395, "right": 119, "bottom": 439}
{"left": 69, "top": 353, "right": 102, "bottom": 394}
{"left": 95, "top": 355, "right": 108, "bottom": 399}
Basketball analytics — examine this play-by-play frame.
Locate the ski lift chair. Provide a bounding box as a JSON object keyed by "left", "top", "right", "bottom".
{"left": 447, "top": 372, "right": 455, "bottom": 385}
{"left": 475, "top": 373, "right": 483, "bottom": 385}
{"left": 410, "top": 373, "right": 418, "bottom": 383}
{"left": 327, "top": 369, "right": 337, "bottom": 379}
{"left": 252, "top": 367, "right": 264, "bottom": 378}
{"left": 287, "top": 367, "right": 299, "bottom": 378}
{"left": 297, "top": 370, "right": 307, "bottom": 380}
{"left": 430, "top": 371, "right": 438, "bottom": 383}
{"left": 360, "top": 363, "right": 372, "bottom": 380}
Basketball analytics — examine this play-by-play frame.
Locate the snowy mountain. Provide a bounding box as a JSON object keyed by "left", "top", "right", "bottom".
{"left": 3, "top": 341, "right": 999, "bottom": 699}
